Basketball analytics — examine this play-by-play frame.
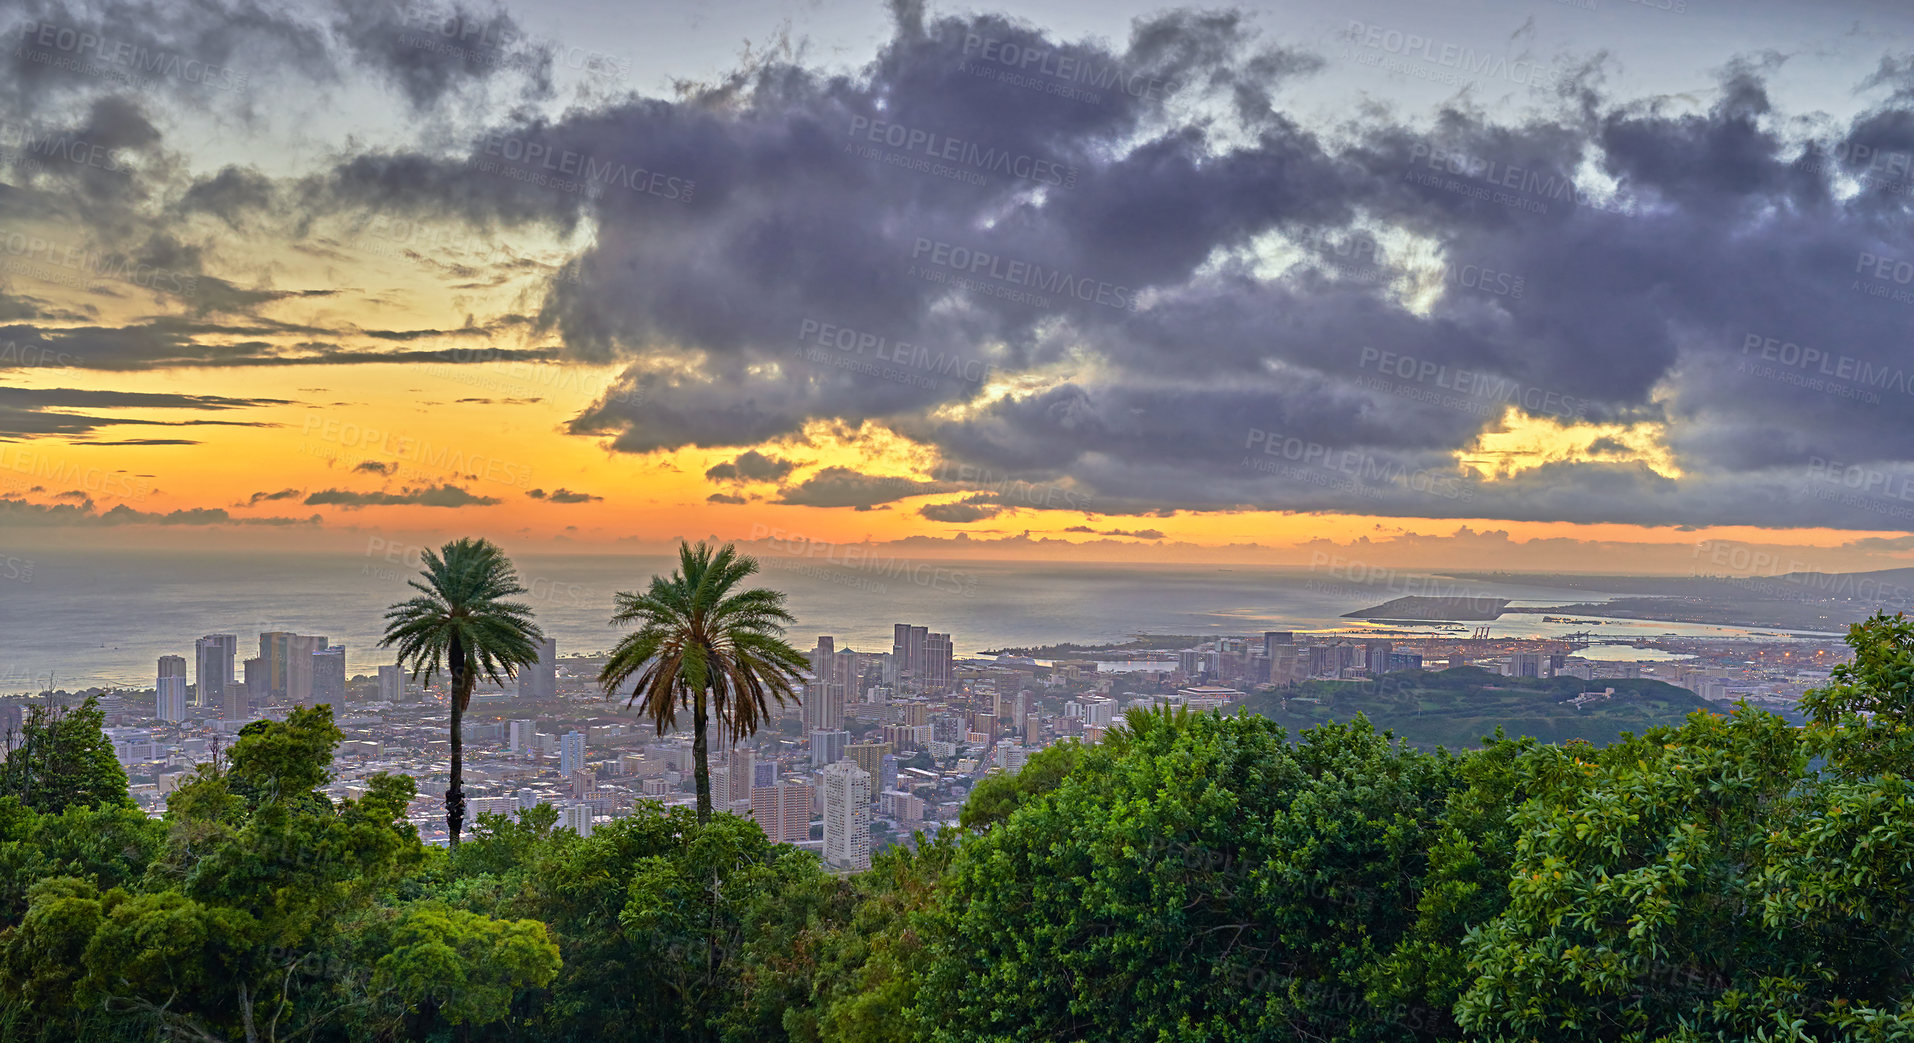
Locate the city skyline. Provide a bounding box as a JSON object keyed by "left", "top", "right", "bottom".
{"left": 1, "top": 0, "right": 1910, "bottom": 573}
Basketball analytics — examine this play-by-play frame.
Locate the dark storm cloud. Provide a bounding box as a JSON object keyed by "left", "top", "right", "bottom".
{"left": 919, "top": 494, "right": 1003, "bottom": 523}
{"left": 0, "top": 322, "right": 557, "bottom": 370}
{"left": 304, "top": 484, "right": 500, "bottom": 507}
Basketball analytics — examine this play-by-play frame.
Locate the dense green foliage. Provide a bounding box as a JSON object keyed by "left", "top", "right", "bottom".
{"left": 3, "top": 613, "right": 1913, "bottom": 1041}
{"left": 0, "top": 697, "right": 134, "bottom": 815}
{"left": 1243, "top": 666, "right": 1719, "bottom": 750}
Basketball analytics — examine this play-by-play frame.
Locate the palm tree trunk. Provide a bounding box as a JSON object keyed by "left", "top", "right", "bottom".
{"left": 692, "top": 685, "right": 711, "bottom": 825}
{"left": 447, "top": 635, "right": 467, "bottom": 850}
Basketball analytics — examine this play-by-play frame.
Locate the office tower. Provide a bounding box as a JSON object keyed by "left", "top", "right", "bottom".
{"left": 803, "top": 681, "right": 845, "bottom": 732}
{"left": 1506, "top": 653, "right": 1549, "bottom": 679}
{"left": 752, "top": 759, "right": 778, "bottom": 788}
{"left": 571, "top": 769, "right": 596, "bottom": 799}
{"left": 1082, "top": 696, "right": 1115, "bottom": 728}
{"left": 811, "top": 636, "right": 836, "bottom": 679}
{"left": 925, "top": 632, "right": 953, "bottom": 691}
{"left": 518, "top": 637, "right": 557, "bottom": 699}
{"left": 223, "top": 681, "right": 250, "bottom": 719}
{"left": 157, "top": 656, "right": 188, "bottom": 722}
{"left": 846, "top": 741, "right": 891, "bottom": 780}
{"left": 821, "top": 761, "right": 872, "bottom": 872}
{"left": 194, "top": 634, "right": 236, "bottom": 707}
{"left": 259, "top": 632, "right": 293, "bottom": 698}
{"left": 1364, "top": 640, "right": 1393, "bottom": 676}
{"left": 1178, "top": 649, "right": 1202, "bottom": 676}
{"left": 836, "top": 649, "right": 860, "bottom": 702}
{"left": 810, "top": 728, "right": 848, "bottom": 767}
{"left": 559, "top": 731, "right": 586, "bottom": 776}
{"left": 287, "top": 635, "right": 328, "bottom": 702}
{"left": 516, "top": 787, "right": 537, "bottom": 812}
{"left": 879, "top": 753, "right": 899, "bottom": 794}
{"left": 750, "top": 783, "right": 815, "bottom": 844}
{"left": 561, "top": 803, "right": 594, "bottom": 837}
{"left": 1263, "top": 632, "right": 1294, "bottom": 659}
{"left": 243, "top": 654, "right": 269, "bottom": 704}
{"left": 377, "top": 664, "right": 404, "bottom": 703}
{"left": 311, "top": 646, "right": 346, "bottom": 704}
{"left": 509, "top": 719, "right": 537, "bottom": 753}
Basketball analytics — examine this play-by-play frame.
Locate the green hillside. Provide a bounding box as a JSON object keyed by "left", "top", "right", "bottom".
{"left": 1239, "top": 666, "right": 1719, "bottom": 750}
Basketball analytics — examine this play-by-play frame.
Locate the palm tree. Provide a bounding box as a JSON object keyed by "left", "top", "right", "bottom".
{"left": 380, "top": 538, "right": 544, "bottom": 848}
{"left": 600, "top": 540, "right": 809, "bottom": 824}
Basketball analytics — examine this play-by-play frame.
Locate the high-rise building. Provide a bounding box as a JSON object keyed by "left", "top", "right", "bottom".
{"left": 1178, "top": 649, "right": 1202, "bottom": 676}
{"left": 810, "top": 728, "right": 848, "bottom": 767}
{"left": 1506, "top": 653, "right": 1550, "bottom": 679}
{"left": 223, "top": 681, "right": 251, "bottom": 719}
{"left": 1364, "top": 640, "right": 1393, "bottom": 676}
{"left": 571, "top": 769, "right": 596, "bottom": 799}
{"left": 157, "top": 656, "right": 188, "bottom": 722}
{"left": 802, "top": 681, "right": 845, "bottom": 732}
{"left": 509, "top": 719, "right": 537, "bottom": 753}
{"left": 925, "top": 632, "right": 953, "bottom": 692}
{"left": 311, "top": 645, "right": 346, "bottom": 704}
{"left": 821, "top": 760, "right": 872, "bottom": 872}
{"left": 561, "top": 803, "right": 594, "bottom": 837}
{"left": 243, "top": 657, "right": 269, "bottom": 703}
{"left": 378, "top": 664, "right": 405, "bottom": 703}
{"left": 725, "top": 748, "right": 756, "bottom": 804}
{"left": 559, "top": 731, "right": 586, "bottom": 776}
{"left": 749, "top": 782, "right": 815, "bottom": 844}
{"left": 846, "top": 741, "right": 891, "bottom": 780}
{"left": 516, "top": 787, "right": 538, "bottom": 812}
{"left": 259, "top": 632, "right": 294, "bottom": 698}
{"left": 194, "top": 635, "right": 236, "bottom": 707}
{"left": 287, "top": 634, "right": 329, "bottom": 702}
{"left": 518, "top": 637, "right": 557, "bottom": 699}
{"left": 1263, "top": 632, "right": 1294, "bottom": 659}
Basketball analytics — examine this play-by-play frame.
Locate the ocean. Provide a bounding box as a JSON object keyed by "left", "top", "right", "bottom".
{"left": 0, "top": 546, "right": 1833, "bottom": 692}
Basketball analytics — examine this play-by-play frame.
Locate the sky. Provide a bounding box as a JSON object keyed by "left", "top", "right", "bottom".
{"left": 1, "top": 0, "right": 1912, "bottom": 575}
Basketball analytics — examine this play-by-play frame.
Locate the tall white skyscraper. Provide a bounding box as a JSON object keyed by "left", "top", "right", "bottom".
{"left": 509, "top": 719, "right": 537, "bottom": 753}
{"left": 194, "top": 635, "right": 235, "bottom": 708}
{"left": 157, "top": 656, "right": 188, "bottom": 723}
{"left": 821, "top": 760, "right": 872, "bottom": 872}
{"left": 377, "top": 664, "right": 405, "bottom": 703}
{"left": 810, "top": 728, "right": 848, "bottom": 767}
{"left": 518, "top": 637, "right": 557, "bottom": 699}
{"left": 559, "top": 730, "right": 586, "bottom": 776}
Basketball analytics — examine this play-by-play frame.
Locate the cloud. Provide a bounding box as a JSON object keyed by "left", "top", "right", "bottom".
{"left": 920, "top": 494, "right": 1004, "bottom": 523}
{"left": 775, "top": 467, "right": 950, "bottom": 508}
{"left": 1064, "top": 525, "right": 1167, "bottom": 539}
{"left": 246, "top": 489, "right": 301, "bottom": 504}
{"left": 0, "top": 496, "right": 317, "bottom": 527}
{"left": 704, "top": 450, "right": 796, "bottom": 484}
{"left": 353, "top": 461, "right": 398, "bottom": 475}
{"left": 707, "top": 492, "right": 747, "bottom": 504}
{"left": 303, "top": 484, "right": 501, "bottom": 507}
{"left": 527, "top": 487, "right": 602, "bottom": 503}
